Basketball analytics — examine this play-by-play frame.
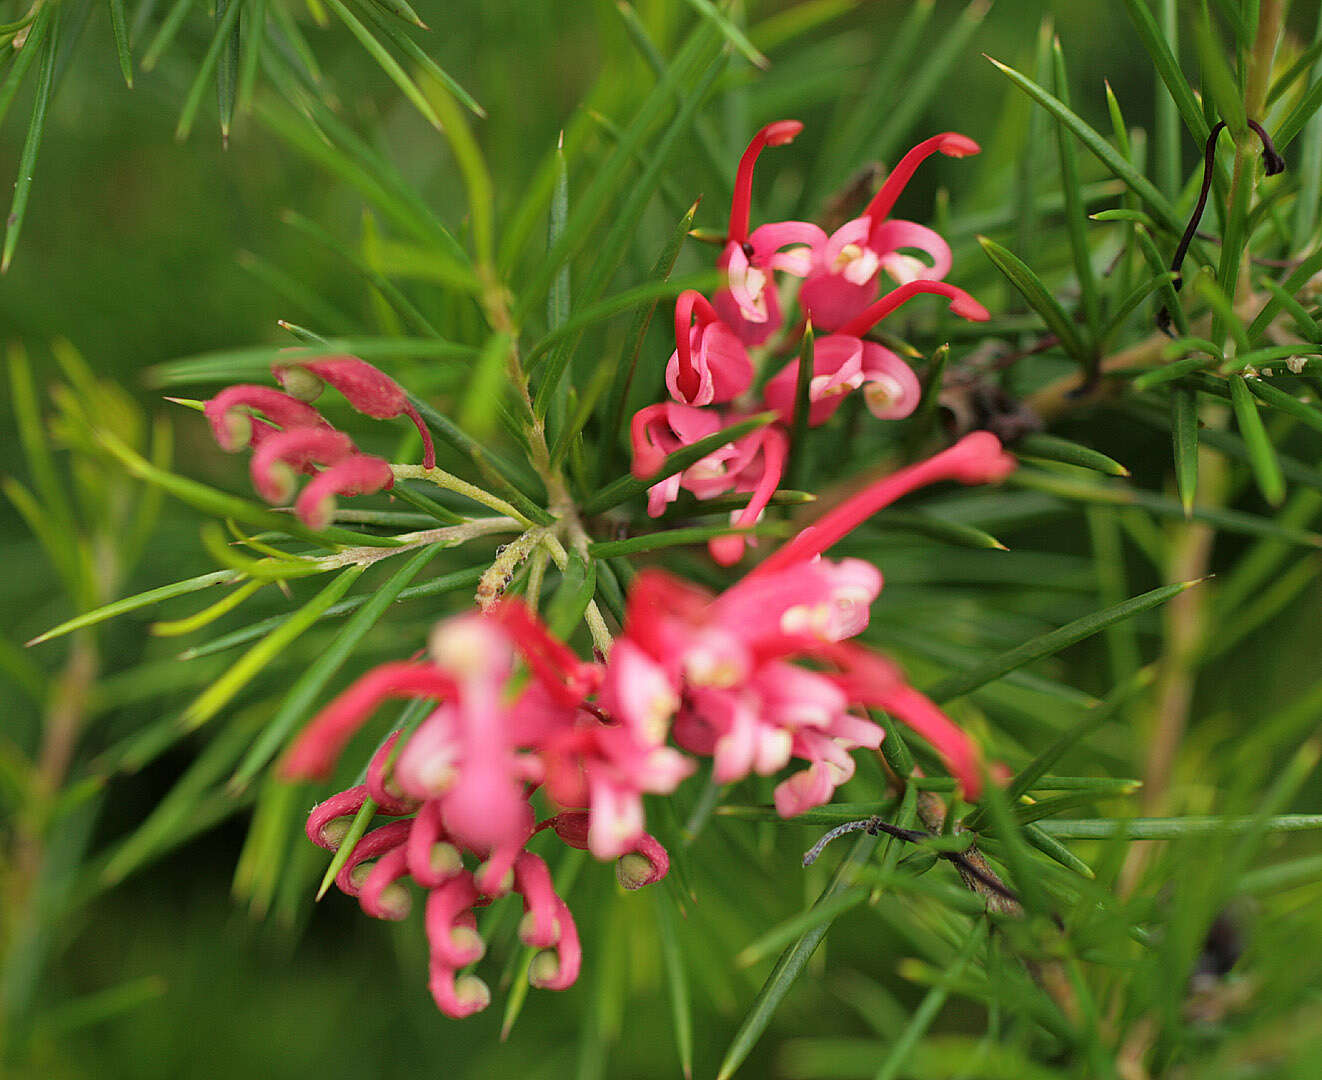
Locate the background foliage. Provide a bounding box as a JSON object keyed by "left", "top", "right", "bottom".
{"left": 5, "top": 1, "right": 1322, "bottom": 1077}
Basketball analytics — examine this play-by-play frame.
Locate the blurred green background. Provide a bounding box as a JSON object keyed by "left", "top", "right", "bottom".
{"left": 5, "top": 2, "right": 1322, "bottom": 1077}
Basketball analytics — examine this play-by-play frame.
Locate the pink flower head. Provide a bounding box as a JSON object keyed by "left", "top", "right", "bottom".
{"left": 800, "top": 132, "right": 980, "bottom": 330}
{"left": 707, "top": 425, "right": 789, "bottom": 566}
{"left": 666, "top": 291, "right": 753, "bottom": 406}
{"left": 713, "top": 120, "right": 824, "bottom": 345}
{"left": 249, "top": 426, "right": 356, "bottom": 503}
{"left": 203, "top": 385, "right": 329, "bottom": 452}
{"left": 629, "top": 404, "right": 765, "bottom": 517}
{"left": 273, "top": 354, "right": 436, "bottom": 468}
{"left": 762, "top": 335, "right": 868, "bottom": 428}
{"left": 294, "top": 453, "right": 395, "bottom": 531}
{"left": 762, "top": 336, "right": 921, "bottom": 427}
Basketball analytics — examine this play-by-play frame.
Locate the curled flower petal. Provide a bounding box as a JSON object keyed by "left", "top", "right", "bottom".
{"left": 425, "top": 874, "right": 486, "bottom": 968}
{"left": 428, "top": 964, "right": 491, "bottom": 1019}
{"left": 294, "top": 453, "right": 395, "bottom": 531}
{"left": 249, "top": 427, "right": 356, "bottom": 504}
{"left": 274, "top": 354, "right": 435, "bottom": 468}
{"left": 359, "top": 844, "right": 414, "bottom": 920}
{"left": 204, "top": 385, "right": 328, "bottom": 452}
{"left": 334, "top": 820, "right": 412, "bottom": 897}
{"left": 616, "top": 832, "right": 670, "bottom": 890}
{"left": 405, "top": 798, "right": 464, "bottom": 888}
{"left": 870, "top": 219, "right": 952, "bottom": 285}
{"left": 762, "top": 336, "right": 866, "bottom": 429}
{"left": 709, "top": 427, "right": 789, "bottom": 566}
{"left": 528, "top": 896, "right": 581, "bottom": 991}
{"left": 859, "top": 344, "right": 921, "bottom": 420}
{"left": 305, "top": 785, "right": 370, "bottom": 850}
{"left": 514, "top": 851, "right": 562, "bottom": 948}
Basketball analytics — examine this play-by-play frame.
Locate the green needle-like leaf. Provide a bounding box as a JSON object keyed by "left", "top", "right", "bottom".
{"left": 322, "top": 0, "right": 443, "bottom": 129}
{"left": 350, "top": 0, "right": 484, "bottom": 119}
{"left": 1171, "top": 385, "right": 1200, "bottom": 516}
{"left": 1035, "top": 815, "right": 1322, "bottom": 839}
{"left": 0, "top": 1, "right": 53, "bottom": 131}
{"left": 26, "top": 570, "right": 240, "bottom": 647}
{"left": 1016, "top": 434, "right": 1129, "bottom": 477}
{"left": 679, "top": 0, "right": 768, "bottom": 70}
{"left": 1051, "top": 37, "right": 1102, "bottom": 346}
{"left": 986, "top": 54, "right": 1183, "bottom": 233}
{"left": 1228, "top": 374, "right": 1286, "bottom": 506}
{"left": 1244, "top": 376, "right": 1322, "bottom": 435}
{"left": 978, "top": 236, "right": 1090, "bottom": 365}
{"left": 109, "top": 0, "right": 135, "bottom": 87}
{"left": 176, "top": 0, "right": 244, "bottom": 141}
{"left": 927, "top": 580, "right": 1198, "bottom": 705}
{"left": 869, "top": 511, "right": 1007, "bottom": 551}
{"left": 788, "top": 323, "right": 815, "bottom": 491}
{"left": 216, "top": 0, "right": 241, "bottom": 142}
{"left": 181, "top": 565, "right": 367, "bottom": 730}
{"left": 2, "top": 6, "right": 58, "bottom": 274}
{"left": 714, "top": 829, "right": 883, "bottom": 1080}
{"left": 587, "top": 522, "right": 784, "bottom": 559}
{"left": 651, "top": 888, "right": 694, "bottom": 1080}
{"left": 316, "top": 796, "right": 378, "bottom": 900}
{"left": 603, "top": 199, "right": 699, "bottom": 470}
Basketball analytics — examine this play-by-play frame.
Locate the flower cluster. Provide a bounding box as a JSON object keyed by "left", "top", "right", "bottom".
{"left": 281, "top": 432, "right": 1016, "bottom": 1019}
{"left": 630, "top": 121, "right": 986, "bottom": 564}
{"left": 202, "top": 354, "right": 435, "bottom": 529}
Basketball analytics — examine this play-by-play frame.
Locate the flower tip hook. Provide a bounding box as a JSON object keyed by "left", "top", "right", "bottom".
{"left": 937, "top": 132, "right": 981, "bottom": 158}
{"left": 764, "top": 119, "right": 804, "bottom": 147}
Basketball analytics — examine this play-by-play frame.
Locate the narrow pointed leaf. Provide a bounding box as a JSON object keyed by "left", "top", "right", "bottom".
{"left": 714, "top": 830, "right": 881, "bottom": 1080}
{"left": 651, "top": 889, "right": 694, "bottom": 1080}
{"left": 109, "top": 0, "right": 135, "bottom": 87}
{"left": 679, "top": 0, "right": 768, "bottom": 69}
{"left": 869, "top": 511, "right": 1007, "bottom": 551}
{"left": 176, "top": 0, "right": 244, "bottom": 140}
{"left": 986, "top": 54, "right": 1182, "bottom": 232}
{"left": 1228, "top": 374, "right": 1286, "bottom": 506}
{"left": 1016, "top": 434, "right": 1129, "bottom": 477}
{"left": 350, "top": 0, "right": 484, "bottom": 118}
{"left": 1243, "top": 376, "right": 1322, "bottom": 434}
{"left": 316, "top": 796, "right": 378, "bottom": 899}
{"left": 978, "top": 236, "right": 1089, "bottom": 365}
{"left": 181, "top": 565, "right": 367, "bottom": 730}
{"left": 2, "top": 8, "right": 58, "bottom": 274}
{"left": 217, "top": 0, "right": 241, "bottom": 141}
{"left": 1036, "top": 815, "right": 1322, "bottom": 839}
{"left": 178, "top": 565, "right": 486, "bottom": 660}
{"left": 927, "top": 580, "right": 1199, "bottom": 705}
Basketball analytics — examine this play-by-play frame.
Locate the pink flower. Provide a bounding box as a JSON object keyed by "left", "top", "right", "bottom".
{"left": 204, "top": 385, "right": 330, "bottom": 452}
{"left": 273, "top": 354, "right": 436, "bottom": 468}
{"left": 707, "top": 425, "right": 789, "bottom": 566}
{"left": 249, "top": 426, "right": 356, "bottom": 503}
{"left": 762, "top": 336, "right": 922, "bottom": 427}
{"left": 629, "top": 403, "right": 766, "bottom": 517}
{"left": 712, "top": 120, "right": 825, "bottom": 345}
{"left": 800, "top": 132, "right": 980, "bottom": 330}
{"left": 665, "top": 290, "right": 753, "bottom": 406}
{"left": 294, "top": 453, "right": 395, "bottom": 530}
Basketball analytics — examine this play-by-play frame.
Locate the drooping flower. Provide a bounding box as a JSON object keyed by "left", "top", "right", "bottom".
{"left": 273, "top": 354, "right": 436, "bottom": 468}
{"left": 800, "top": 132, "right": 980, "bottom": 330}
